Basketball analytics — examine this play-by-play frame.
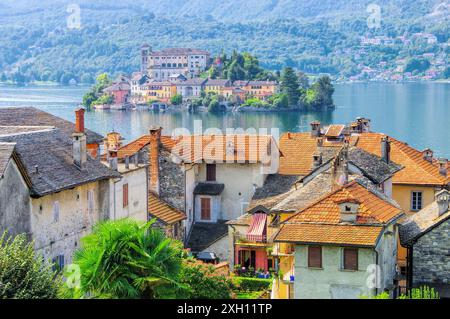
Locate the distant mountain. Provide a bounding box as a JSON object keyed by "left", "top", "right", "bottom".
{"left": 0, "top": 0, "right": 448, "bottom": 83}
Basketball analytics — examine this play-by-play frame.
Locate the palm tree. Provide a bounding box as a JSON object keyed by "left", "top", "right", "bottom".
{"left": 72, "top": 219, "right": 185, "bottom": 299}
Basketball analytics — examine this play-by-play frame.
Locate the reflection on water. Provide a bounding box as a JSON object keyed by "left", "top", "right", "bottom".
{"left": 0, "top": 83, "right": 448, "bottom": 157}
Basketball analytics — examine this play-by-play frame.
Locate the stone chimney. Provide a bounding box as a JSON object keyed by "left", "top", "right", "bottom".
{"left": 436, "top": 189, "right": 450, "bottom": 216}
{"left": 381, "top": 136, "right": 391, "bottom": 164}
{"left": 149, "top": 126, "right": 162, "bottom": 195}
{"left": 312, "top": 152, "right": 323, "bottom": 169}
{"left": 336, "top": 198, "right": 360, "bottom": 223}
{"left": 72, "top": 108, "right": 87, "bottom": 168}
{"left": 310, "top": 121, "right": 321, "bottom": 138}
{"left": 422, "top": 148, "right": 433, "bottom": 163}
{"left": 438, "top": 158, "right": 448, "bottom": 177}
{"left": 104, "top": 131, "right": 122, "bottom": 159}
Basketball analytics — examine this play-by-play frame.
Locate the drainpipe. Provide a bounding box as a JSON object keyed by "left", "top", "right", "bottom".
{"left": 184, "top": 164, "right": 195, "bottom": 244}
{"left": 374, "top": 248, "right": 379, "bottom": 296}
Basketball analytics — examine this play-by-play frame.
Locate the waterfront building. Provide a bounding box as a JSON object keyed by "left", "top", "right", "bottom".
{"left": 141, "top": 46, "right": 210, "bottom": 80}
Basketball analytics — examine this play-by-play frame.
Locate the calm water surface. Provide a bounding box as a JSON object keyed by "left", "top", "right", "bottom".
{"left": 0, "top": 82, "right": 448, "bottom": 157}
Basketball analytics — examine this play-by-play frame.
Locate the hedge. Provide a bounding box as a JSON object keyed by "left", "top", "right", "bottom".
{"left": 233, "top": 277, "right": 272, "bottom": 292}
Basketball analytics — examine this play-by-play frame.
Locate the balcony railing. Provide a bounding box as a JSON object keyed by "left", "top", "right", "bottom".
{"left": 234, "top": 232, "right": 267, "bottom": 244}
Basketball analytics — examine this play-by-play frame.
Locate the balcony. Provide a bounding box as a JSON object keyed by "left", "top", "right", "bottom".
{"left": 234, "top": 232, "right": 268, "bottom": 245}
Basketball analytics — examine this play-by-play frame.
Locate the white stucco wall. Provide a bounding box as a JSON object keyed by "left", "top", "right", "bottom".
{"left": 111, "top": 165, "right": 148, "bottom": 222}
{"left": 196, "top": 163, "right": 266, "bottom": 221}
{"left": 293, "top": 245, "right": 377, "bottom": 299}
{"left": 292, "top": 226, "right": 398, "bottom": 299}
{"left": 201, "top": 235, "right": 228, "bottom": 262}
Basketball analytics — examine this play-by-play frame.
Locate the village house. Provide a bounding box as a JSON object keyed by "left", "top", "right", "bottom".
{"left": 102, "top": 80, "right": 131, "bottom": 110}
{"left": 204, "top": 79, "right": 232, "bottom": 95}
{"left": 101, "top": 131, "right": 148, "bottom": 222}
{"left": 227, "top": 137, "right": 403, "bottom": 299}
{"left": 399, "top": 189, "right": 450, "bottom": 298}
{"left": 0, "top": 110, "right": 121, "bottom": 267}
{"left": 142, "top": 80, "right": 177, "bottom": 103}
{"left": 175, "top": 78, "right": 208, "bottom": 99}
{"left": 235, "top": 80, "right": 279, "bottom": 100}
{"left": 274, "top": 178, "right": 404, "bottom": 299}
{"left": 129, "top": 72, "right": 150, "bottom": 103}
{"left": 141, "top": 46, "right": 210, "bottom": 80}
{"left": 277, "top": 118, "right": 449, "bottom": 271}
{"left": 113, "top": 128, "right": 278, "bottom": 260}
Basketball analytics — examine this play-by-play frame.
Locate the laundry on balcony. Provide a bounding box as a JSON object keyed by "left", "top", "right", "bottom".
{"left": 246, "top": 213, "right": 267, "bottom": 242}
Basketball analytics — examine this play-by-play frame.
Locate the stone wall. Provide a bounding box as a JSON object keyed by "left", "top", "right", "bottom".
{"left": 412, "top": 220, "right": 450, "bottom": 285}
{"left": 0, "top": 159, "right": 31, "bottom": 238}
{"left": 158, "top": 149, "right": 185, "bottom": 211}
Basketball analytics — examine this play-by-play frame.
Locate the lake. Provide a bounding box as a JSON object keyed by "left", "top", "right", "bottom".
{"left": 0, "top": 82, "right": 448, "bottom": 158}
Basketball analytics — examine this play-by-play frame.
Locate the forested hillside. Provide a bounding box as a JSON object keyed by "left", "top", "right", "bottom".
{"left": 0, "top": 0, "right": 448, "bottom": 84}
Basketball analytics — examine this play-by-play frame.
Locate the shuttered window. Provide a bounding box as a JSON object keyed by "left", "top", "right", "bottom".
{"left": 123, "top": 184, "right": 129, "bottom": 208}
{"left": 200, "top": 198, "right": 211, "bottom": 220}
{"left": 206, "top": 164, "right": 216, "bottom": 182}
{"left": 343, "top": 248, "right": 358, "bottom": 271}
{"left": 308, "top": 246, "right": 322, "bottom": 268}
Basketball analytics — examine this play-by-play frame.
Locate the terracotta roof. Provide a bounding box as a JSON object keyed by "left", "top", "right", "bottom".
{"left": 149, "top": 192, "right": 186, "bottom": 225}
{"left": 274, "top": 180, "right": 403, "bottom": 246}
{"left": 325, "top": 125, "right": 345, "bottom": 138}
{"left": 353, "top": 133, "right": 448, "bottom": 186}
{"left": 116, "top": 134, "right": 276, "bottom": 164}
{"left": 275, "top": 223, "right": 383, "bottom": 247}
{"left": 285, "top": 180, "right": 403, "bottom": 225}
{"left": 278, "top": 132, "right": 342, "bottom": 175}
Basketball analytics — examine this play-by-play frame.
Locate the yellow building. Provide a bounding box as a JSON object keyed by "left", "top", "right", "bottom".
{"left": 143, "top": 81, "right": 177, "bottom": 103}
{"left": 235, "top": 80, "right": 279, "bottom": 100}
{"left": 204, "top": 79, "right": 232, "bottom": 95}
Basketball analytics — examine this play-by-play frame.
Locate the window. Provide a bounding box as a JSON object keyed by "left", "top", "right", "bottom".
{"left": 308, "top": 246, "right": 322, "bottom": 268}
{"left": 200, "top": 197, "right": 211, "bottom": 220}
{"left": 206, "top": 164, "right": 216, "bottom": 182}
{"left": 174, "top": 222, "right": 179, "bottom": 238}
{"left": 343, "top": 248, "right": 358, "bottom": 271}
{"left": 411, "top": 191, "right": 423, "bottom": 211}
{"left": 53, "top": 201, "right": 60, "bottom": 223}
{"left": 123, "top": 183, "right": 129, "bottom": 208}
{"left": 52, "top": 255, "right": 65, "bottom": 272}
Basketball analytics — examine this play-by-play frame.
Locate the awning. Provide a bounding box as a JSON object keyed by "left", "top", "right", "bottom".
{"left": 246, "top": 213, "right": 267, "bottom": 242}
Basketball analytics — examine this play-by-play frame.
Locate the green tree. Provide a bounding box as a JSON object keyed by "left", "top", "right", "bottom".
{"left": 71, "top": 219, "right": 185, "bottom": 299}
{"left": 310, "top": 75, "right": 335, "bottom": 108}
{"left": 178, "top": 260, "right": 233, "bottom": 299}
{"left": 280, "top": 67, "right": 300, "bottom": 107}
{"left": 170, "top": 94, "right": 183, "bottom": 105}
{"left": 0, "top": 233, "right": 61, "bottom": 299}
{"left": 404, "top": 58, "right": 431, "bottom": 73}
{"left": 208, "top": 97, "right": 221, "bottom": 113}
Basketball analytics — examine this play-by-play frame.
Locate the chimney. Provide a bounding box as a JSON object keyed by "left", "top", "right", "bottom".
{"left": 312, "top": 152, "right": 323, "bottom": 169}
{"left": 109, "top": 157, "right": 118, "bottom": 171}
{"left": 438, "top": 158, "right": 448, "bottom": 177}
{"left": 381, "top": 136, "right": 391, "bottom": 164}
{"left": 149, "top": 126, "right": 162, "bottom": 195}
{"left": 310, "top": 121, "right": 321, "bottom": 138}
{"left": 422, "top": 148, "right": 433, "bottom": 162}
{"left": 73, "top": 108, "right": 87, "bottom": 168}
{"left": 317, "top": 137, "right": 323, "bottom": 147}
{"left": 436, "top": 189, "right": 450, "bottom": 216}
{"left": 105, "top": 131, "right": 122, "bottom": 159}
{"left": 336, "top": 198, "right": 360, "bottom": 223}
{"left": 75, "top": 108, "right": 85, "bottom": 133}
